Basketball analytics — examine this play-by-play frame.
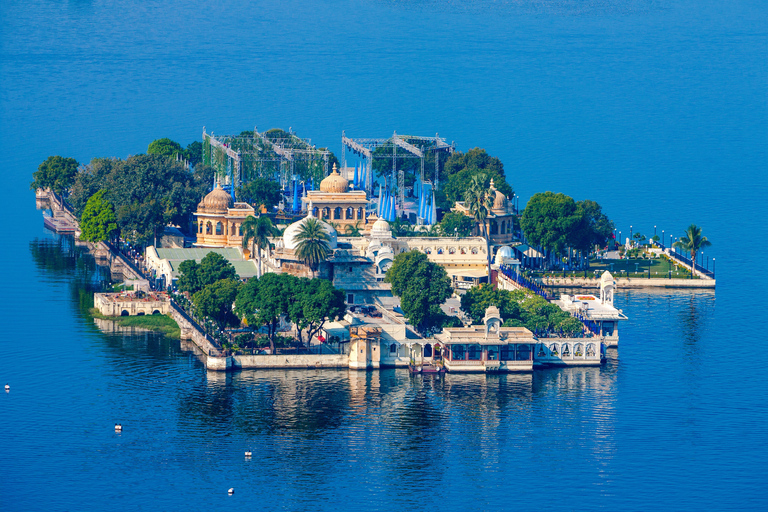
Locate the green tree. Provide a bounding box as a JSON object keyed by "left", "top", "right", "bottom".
{"left": 460, "top": 284, "right": 525, "bottom": 324}
{"left": 521, "top": 191, "right": 582, "bottom": 267}
{"left": 344, "top": 221, "right": 363, "bottom": 237}
{"left": 241, "top": 215, "right": 278, "bottom": 277}
{"left": 442, "top": 147, "right": 505, "bottom": 182}
{"left": 79, "top": 190, "right": 118, "bottom": 243}
{"left": 184, "top": 141, "right": 203, "bottom": 168}
{"left": 192, "top": 278, "right": 242, "bottom": 327}
{"left": 464, "top": 173, "right": 494, "bottom": 282}
{"left": 673, "top": 224, "right": 712, "bottom": 276}
{"left": 69, "top": 154, "right": 209, "bottom": 246}
{"left": 436, "top": 148, "right": 513, "bottom": 210}
{"left": 439, "top": 211, "right": 474, "bottom": 237}
{"left": 569, "top": 199, "right": 615, "bottom": 267}
{"left": 177, "top": 252, "right": 238, "bottom": 294}
{"left": 391, "top": 218, "right": 414, "bottom": 237}
{"left": 147, "top": 138, "right": 183, "bottom": 158}
{"left": 30, "top": 156, "right": 80, "bottom": 205}
{"left": 385, "top": 250, "right": 452, "bottom": 333}
{"left": 235, "top": 273, "right": 296, "bottom": 352}
{"left": 289, "top": 278, "right": 346, "bottom": 346}
{"left": 294, "top": 218, "right": 332, "bottom": 278}
{"left": 236, "top": 178, "right": 282, "bottom": 210}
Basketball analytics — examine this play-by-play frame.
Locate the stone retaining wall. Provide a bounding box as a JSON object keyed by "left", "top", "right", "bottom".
{"left": 538, "top": 276, "right": 716, "bottom": 289}
{"left": 233, "top": 353, "right": 348, "bottom": 369}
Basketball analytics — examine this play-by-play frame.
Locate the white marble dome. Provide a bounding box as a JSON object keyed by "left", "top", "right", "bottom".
{"left": 282, "top": 211, "right": 338, "bottom": 251}
{"left": 370, "top": 217, "right": 392, "bottom": 238}
{"left": 494, "top": 245, "right": 514, "bottom": 265}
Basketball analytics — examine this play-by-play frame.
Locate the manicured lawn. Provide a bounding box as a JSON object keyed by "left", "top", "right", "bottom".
{"left": 589, "top": 257, "right": 694, "bottom": 278}
{"left": 89, "top": 308, "right": 181, "bottom": 338}
{"left": 527, "top": 257, "right": 696, "bottom": 279}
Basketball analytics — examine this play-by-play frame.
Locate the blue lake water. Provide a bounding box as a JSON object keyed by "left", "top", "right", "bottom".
{"left": 1, "top": 0, "right": 767, "bottom": 510}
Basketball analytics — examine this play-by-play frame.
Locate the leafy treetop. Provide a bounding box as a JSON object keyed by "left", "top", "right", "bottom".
{"left": 439, "top": 211, "right": 475, "bottom": 237}
{"left": 148, "top": 138, "right": 183, "bottom": 158}
{"left": 30, "top": 156, "right": 80, "bottom": 198}
{"left": 385, "top": 250, "right": 452, "bottom": 333}
{"left": 192, "top": 278, "right": 242, "bottom": 327}
{"left": 79, "top": 189, "right": 118, "bottom": 243}
{"left": 177, "top": 252, "right": 238, "bottom": 294}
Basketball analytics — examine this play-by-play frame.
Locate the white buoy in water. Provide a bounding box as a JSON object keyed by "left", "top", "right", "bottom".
{"left": 228, "top": 488, "right": 234, "bottom": 495}
{"left": 4, "top": 384, "right": 8, "bottom": 392}
{"left": 245, "top": 450, "right": 252, "bottom": 458}
{"left": 115, "top": 423, "right": 122, "bottom": 432}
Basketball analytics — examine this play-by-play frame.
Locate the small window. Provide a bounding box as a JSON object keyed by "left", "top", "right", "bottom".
{"left": 390, "top": 343, "right": 397, "bottom": 354}
{"left": 347, "top": 293, "right": 354, "bottom": 304}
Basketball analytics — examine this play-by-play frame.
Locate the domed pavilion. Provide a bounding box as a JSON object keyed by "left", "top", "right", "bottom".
{"left": 194, "top": 182, "right": 255, "bottom": 248}
{"left": 303, "top": 163, "right": 371, "bottom": 233}
{"left": 452, "top": 178, "right": 516, "bottom": 245}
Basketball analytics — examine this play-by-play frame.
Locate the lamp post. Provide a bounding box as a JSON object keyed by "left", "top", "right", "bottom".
{"left": 630, "top": 225, "right": 633, "bottom": 246}
{"left": 713, "top": 258, "right": 716, "bottom": 276}
{"left": 662, "top": 230, "right": 665, "bottom": 248}
{"left": 670, "top": 234, "right": 674, "bottom": 251}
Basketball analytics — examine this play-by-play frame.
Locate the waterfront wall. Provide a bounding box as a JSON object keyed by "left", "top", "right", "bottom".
{"left": 233, "top": 353, "right": 348, "bottom": 369}
{"left": 537, "top": 276, "right": 716, "bottom": 289}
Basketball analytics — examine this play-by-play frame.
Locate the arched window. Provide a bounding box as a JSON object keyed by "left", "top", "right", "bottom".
{"left": 562, "top": 343, "right": 571, "bottom": 357}
{"left": 334, "top": 207, "right": 342, "bottom": 220}
{"left": 537, "top": 344, "right": 547, "bottom": 357}
{"left": 490, "top": 221, "right": 498, "bottom": 235}
{"left": 206, "top": 222, "right": 212, "bottom": 235}
{"left": 586, "top": 343, "right": 596, "bottom": 357}
{"left": 357, "top": 207, "right": 364, "bottom": 219}
{"left": 425, "top": 248, "right": 431, "bottom": 254}
{"left": 322, "top": 207, "right": 330, "bottom": 218}
{"left": 216, "top": 222, "right": 223, "bottom": 235}
{"left": 313, "top": 207, "right": 319, "bottom": 217}
{"left": 424, "top": 344, "right": 433, "bottom": 358}
{"left": 460, "top": 247, "right": 466, "bottom": 254}
{"left": 231, "top": 223, "right": 236, "bottom": 235}
{"left": 448, "top": 247, "right": 456, "bottom": 254}
{"left": 198, "top": 222, "right": 203, "bottom": 234}
{"left": 437, "top": 248, "right": 443, "bottom": 255}
{"left": 549, "top": 343, "right": 559, "bottom": 356}
{"left": 346, "top": 207, "right": 354, "bottom": 219}
{"left": 471, "top": 247, "right": 478, "bottom": 254}
{"left": 574, "top": 343, "right": 583, "bottom": 357}
{"left": 238, "top": 224, "right": 243, "bottom": 236}
{"left": 390, "top": 343, "right": 398, "bottom": 354}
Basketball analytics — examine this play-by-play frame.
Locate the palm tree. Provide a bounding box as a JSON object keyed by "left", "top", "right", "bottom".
{"left": 294, "top": 218, "right": 332, "bottom": 278}
{"left": 241, "top": 215, "right": 278, "bottom": 277}
{"left": 345, "top": 221, "right": 362, "bottom": 237}
{"left": 464, "top": 173, "right": 494, "bottom": 284}
{"left": 673, "top": 224, "right": 712, "bottom": 277}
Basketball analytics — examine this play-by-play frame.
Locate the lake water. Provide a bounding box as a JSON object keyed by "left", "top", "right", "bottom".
{"left": 1, "top": 0, "right": 767, "bottom": 510}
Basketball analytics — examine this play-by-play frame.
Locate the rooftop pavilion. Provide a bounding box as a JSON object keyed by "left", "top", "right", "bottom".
{"left": 554, "top": 271, "right": 628, "bottom": 347}
{"left": 435, "top": 306, "right": 538, "bottom": 373}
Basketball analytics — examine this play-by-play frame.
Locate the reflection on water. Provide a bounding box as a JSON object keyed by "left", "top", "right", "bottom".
{"left": 18, "top": 233, "right": 768, "bottom": 511}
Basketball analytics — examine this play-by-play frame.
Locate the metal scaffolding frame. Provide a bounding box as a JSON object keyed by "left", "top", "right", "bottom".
{"left": 203, "top": 127, "right": 330, "bottom": 192}
{"left": 341, "top": 131, "right": 454, "bottom": 210}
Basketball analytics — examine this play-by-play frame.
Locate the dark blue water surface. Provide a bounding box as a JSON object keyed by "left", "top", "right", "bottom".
{"left": 1, "top": 1, "right": 767, "bottom": 510}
